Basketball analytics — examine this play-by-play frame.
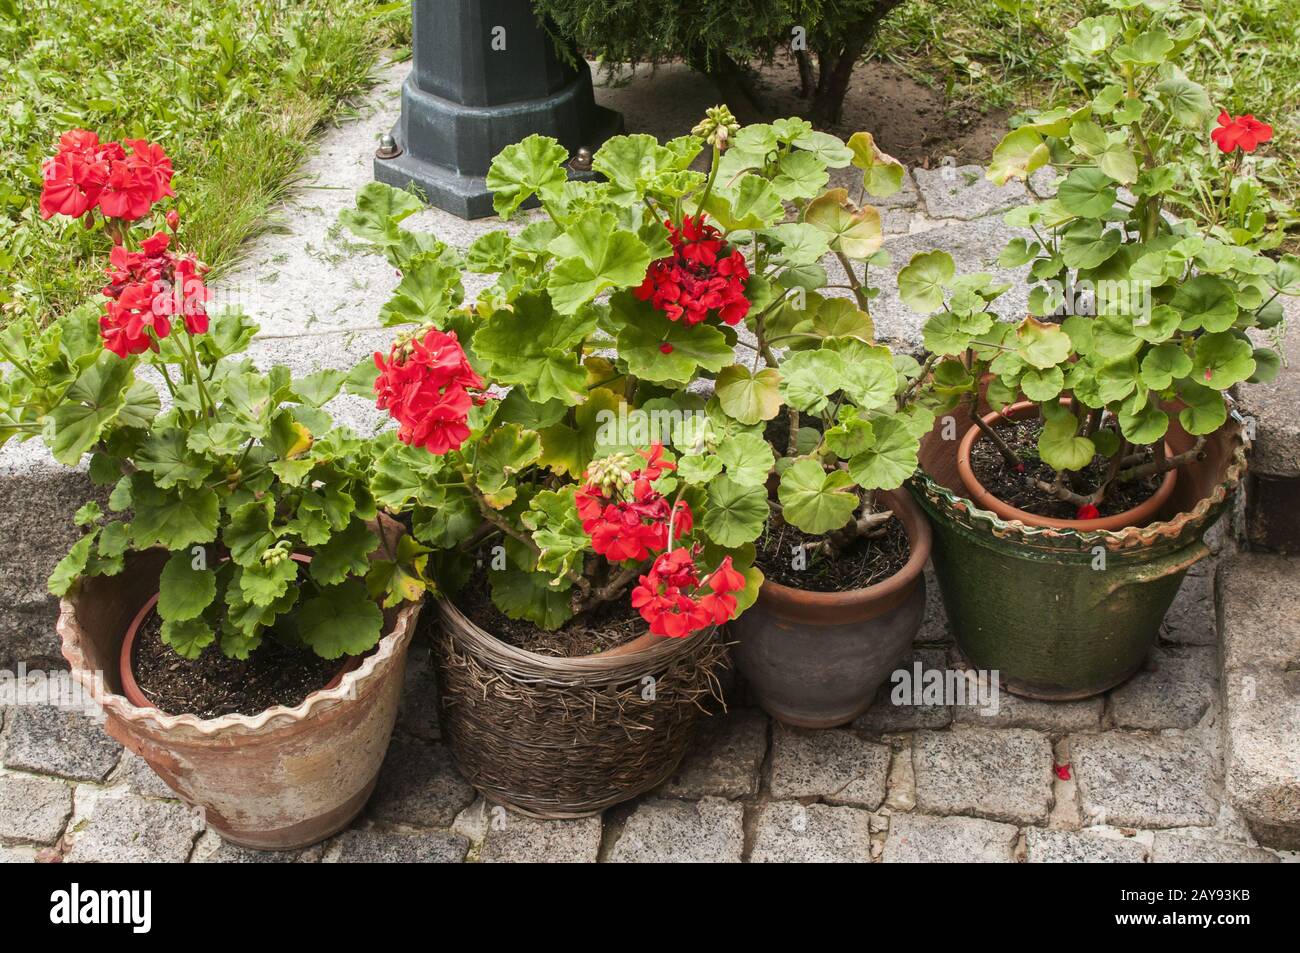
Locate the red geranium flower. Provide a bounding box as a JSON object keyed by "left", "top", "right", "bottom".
{"left": 98, "top": 161, "right": 157, "bottom": 221}
{"left": 1211, "top": 112, "right": 1274, "bottom": 153}
{"left": 374, "top": 328, "right": 483, "bottom": 455}
{"left": 1075, "top": 503, "right": 1101, "bottom": 521}
{"left": 99, "top": 229, "right": 211, "bottom": 355}
{"left": 123, "top": 139, "right": 175, "bottom": 203}
{"left": 634, "top": 214, "right": 751, "bottom": 327}
{"left": 631, "top": 550, "right": 744, "bottom": 637}
{"left": 576, "top": 444, "right": 692, "bottom": 563}
{"left": 100, "top": 282, "right": 170, "bottom": 357}
{"left": 39, "top": 131, "right": 172, "bottom": 223}
{"left": 40, "top": 152, "right": 97, "bottom": 220}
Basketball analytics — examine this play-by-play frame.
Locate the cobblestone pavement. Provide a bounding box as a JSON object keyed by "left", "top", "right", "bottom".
{"left": 0, "top": 530, "right": 1288, "bottom": 863}
{"left": 1, "top": 59, "right": 1294, "bottom": 862}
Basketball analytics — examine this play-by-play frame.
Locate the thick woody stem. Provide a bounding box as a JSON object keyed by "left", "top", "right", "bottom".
{"left": 574, "top": 563, "right": 643, "bottom": 615}
{"left": 797, "top": 507, "right": 895, "bottom": 561}
{"left": 1118, "top": 439, "right": 1206, "bottom": 483}
{"left": 1032, "top": 478, "right": 1093, "bottom": 508}
{"left": 971, "top": 404, "right": 1023, "bottom": 467}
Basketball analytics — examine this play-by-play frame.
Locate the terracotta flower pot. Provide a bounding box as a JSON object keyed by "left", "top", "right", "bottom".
{"left": 59, "top": 543, "right": 419, "bottom": 851}
{"left": 727, "top": 487, "right": 932, "bottom": 728}
{"left": 956, "top": 400, "right": 1179, "bottom": 532}
{"left": 434, "top": 598, "right": 727, "bottom": 818}
{"left": 117, "top": 554, "right": 362, "bottom": 711}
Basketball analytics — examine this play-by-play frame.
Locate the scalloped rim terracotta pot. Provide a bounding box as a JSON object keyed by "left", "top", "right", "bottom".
{"left": 59, "top": 547, "right": 419, "bottom": 851}
{"left": 727, "top": 487, "right": 932, "bottom": 729}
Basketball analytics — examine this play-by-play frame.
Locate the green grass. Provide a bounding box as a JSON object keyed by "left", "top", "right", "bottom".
{"left": 872, "top": 0, "right": 1300, "bottom": 202}
{"left": 0, "top": 0, "right": 409, "bottom": 322}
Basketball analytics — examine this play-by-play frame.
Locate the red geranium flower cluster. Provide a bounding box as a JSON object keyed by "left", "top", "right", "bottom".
{"left": 575, "top": 444, "right": 693, "bottom": 563}
{"left": 100, "top": 231, "right": 211, "bottom": 358}
{"left": 374, "top": 328, "right": 484, "bottom": 455}
{"left": 40, "top": 130, "right": 173, "bottom": 222}
{"left": 631, "top": 549, "right": 745, "bottom": 638}
{"left": 634, "top": 214, "right": 751, "bottom": 327}
{"left": 1211, "top": 112, "right": 1273, "bottom": 154}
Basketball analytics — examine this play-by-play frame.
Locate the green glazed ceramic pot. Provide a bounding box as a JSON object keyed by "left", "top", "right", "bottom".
{"left": 911, "top": 415, "right": 1247, "bottom": 700}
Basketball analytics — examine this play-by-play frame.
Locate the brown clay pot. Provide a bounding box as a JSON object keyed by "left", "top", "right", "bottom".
{"left": 727, "top": 487, "right": 932, "bottom": 728}
{"left": 956, "top": 400, "right": 1179, "bottom": 532}
{"left": 59, "top": 543, "right": 419, "bottom": 851}
{"left": 117, "top": 554, "right": 362, "bottom": 711}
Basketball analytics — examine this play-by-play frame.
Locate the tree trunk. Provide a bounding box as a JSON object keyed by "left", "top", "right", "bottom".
{"left": 795, "top": 49, "right": 816, "bottom": 98}
{"left": 811, "top": 36, "right": 866, "bottom": 125}
{"left": 694, "top": 50, "right": 769, "bottom": 124}
{"left": 809, "top": 0, "right": 907, "bottom": 126}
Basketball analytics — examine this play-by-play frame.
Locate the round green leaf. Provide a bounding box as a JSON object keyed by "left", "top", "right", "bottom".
{"left": 898, "top": 251, "right": 955, "bottom": 313}
{"left": 716, "top": 365, "right": 783, "bottom": 426}
{"left": 702, "top": 476, "right": 770, "bottom": 546}
{"left": 777, "top": 458, "right": 858, "bottom": 535}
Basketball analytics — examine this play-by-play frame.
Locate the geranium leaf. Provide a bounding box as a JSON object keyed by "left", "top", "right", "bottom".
{"left": 703, "top": 176, "right": 784, "bottom": 230}
{"left": 472, "top": 293, "right": 596, "bottom": 404}
{"left": 846, "top": 131, "right": 906, "bottom": 197}
{"left": 804, "top": 189, "right": 883, "bottom": 259}
{"left": 136, "top": 430, "right": 210, "bottom": 489}
{"left": 485, "top": 134, "right": 569, "bottom": 217}
{"left": 715, "top": 365, "right": 782, "bottom": 425}
{"left": 778, "top": 458, "right": 858, "bottom": 535}
{"left": 160, "top": 619, "right": 215, "bottom": 660}
{"left": 521, "top": 486, "right": 588, "bottom": 585}
{"left": 158, "top": 550, "right": 217, "bottom": 622}
{"left": 1191, "top": 332, "right": 1255, "bottom": 389}
{"left": 702, "top": 475, "right": 769, "bottom": 546}
{"left": 297, "top": 580, "right": 384, "bottom": 660}
{"left": 131, "top": 478, "right": 220, "bottom": 551}
{"left": 1016, "top": 317, "right": 1072, "bottom": 369}
{"left": 612, "top": 294, "right": 734, "bottom": 383}
{"left": 1176, "top": 381, "right": 1229, "bottom": 435}
{"left": 1038, "top": 403, "right": 1096, "bottom": 472}
{"left": 310, "top": 518, "right": 379, "bottom": 586}
{"left": 1117, "top": 401, "right": 1169, "bottom": 446}
{"left": 474, "top": 423, "right": 543, "bottom": 510}
{"left": 1140, "top": 343, "right": 1192, "bottom": 390}
{"left": 898, "top": 250, "right": 955, "bottom": 313}
{"left": 987, "top": 127, "right": 1048, "bottom": 185}
{"left": 49, "top": 352, "right": 132, "bottom": 465}
{"left": 1171, "top": 276, "right": 1238, "bottom": 332}
{"left": 48, "top": 533, "right": 95, "bottom": 597}
{"left": 1058, "top": 167, "right": 1118, "bottom": 218}
{"left": 338, "top": 182, "right": 424, "bottom": 247}
{"left": 716, "top": 432, "right": 776, "bottom": 487}
{"left": 779, "top": 350, "right": 846, "bottom": 414}
{"left": 546, "top": 210, "right": 651, "bottom": 314}
{"left": 847, "top": 417, "right": 920, "bottom": 490}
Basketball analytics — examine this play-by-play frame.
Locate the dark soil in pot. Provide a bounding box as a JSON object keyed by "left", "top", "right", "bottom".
{"left": 456, "top": 573, "right": 645, "bottom": 657}
{"left": 969, "top": 416, "right": 1162, "bottom": 520}
{"left": 131, "top": 608, "right": 344, "bottom": 719}
{"left": 755, "top": 517, "right": 910, "bottom": 592}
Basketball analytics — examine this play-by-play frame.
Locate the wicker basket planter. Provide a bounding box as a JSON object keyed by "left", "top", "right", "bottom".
{"left": 433, "top": 599, "right": 727, "bottom": 818}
